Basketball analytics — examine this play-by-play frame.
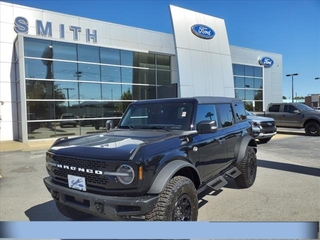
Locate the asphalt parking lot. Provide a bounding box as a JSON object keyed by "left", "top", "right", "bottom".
{"left": 0, "top": 128, "right": 319, "bottom": 223}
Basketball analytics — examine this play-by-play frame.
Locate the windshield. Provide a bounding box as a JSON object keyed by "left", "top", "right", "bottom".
{"left": 296, "top": 103, "right": 314, "bottom": 111}
{"left": 119, "top": 102, "right": 194, "bottom": 130}
{"left": 245, "top": 110, "right": 254, "bottom": 116}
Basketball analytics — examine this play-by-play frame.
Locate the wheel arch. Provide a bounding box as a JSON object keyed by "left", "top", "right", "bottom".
{"left": 147, "top": 160, "right": 201, "bottom": 194}
{"left": 303, "top": 118, "right": 320, "bottom": 128}
{"left": 236, "top": 135, "right": 257, "bottom": 164}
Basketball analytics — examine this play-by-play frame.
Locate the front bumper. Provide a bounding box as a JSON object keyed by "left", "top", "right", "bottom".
{"left": 44, "top": 176, "right": 158, "bottom": 219}
{"left": 256, "top": 131, "right": 277, "bottom": 139}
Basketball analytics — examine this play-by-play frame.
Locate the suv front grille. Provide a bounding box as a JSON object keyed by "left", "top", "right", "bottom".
{"left": 51, "top": 155, "right": 110, "bottom": 188}
{"left": 260, "top": 121, "right": 275, "bottom": 127}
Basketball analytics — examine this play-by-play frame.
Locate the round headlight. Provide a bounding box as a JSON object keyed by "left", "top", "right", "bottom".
{"left": 116, "top": 164, "right": 135, "bottom": 185}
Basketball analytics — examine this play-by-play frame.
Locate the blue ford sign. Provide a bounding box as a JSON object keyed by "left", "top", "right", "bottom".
{"left": 191, "top": 24, "right": 215, "bottom": 39}
{"left": 258, "top": 57, "right": 274, "bottom": 68}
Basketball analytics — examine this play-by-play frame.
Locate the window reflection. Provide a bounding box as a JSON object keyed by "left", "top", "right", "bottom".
{"left": 51, "top": 41, "right": 77, "bottom": 60}
{"left": 101, "top": 83, "right": 121, "bottom": 100}
{"left": 23, "top": 37, "right": 172, "bottom": 140}
{"left": 101, "top": 66, "right": 120, "bottom": 82}
{"left": 79, "top": 82, "right": 101, "bottom": 100}
{"left": 77, "top": 63, "right": 100, "bottom": 81}
{"left": 100, "top": 48, "right": 120, "bottom": 64}
{"left": 24, "top": 38, "right": 51, "bottom": 58}
{"left": 53, "top": 61, "right": 78, "bottom": 80}
{"left": 78, "top": 44, "right": 99, "bottom": 63}
{"left": 121, "top": 67, "right": 133, "bottom": 83}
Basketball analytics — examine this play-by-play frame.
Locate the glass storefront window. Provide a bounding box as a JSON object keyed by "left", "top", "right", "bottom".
{"left": 101, "top": 66, "right": 120, "bottom": 82}
{"left": 24, "top": 38, "right": 51, "bottom": 58}
{"left": 254, "top": 67, "right": 262, "bottom": 77}
{"left": 121, "top": 50, "right": 134, "bottom": 66}
{"left": 22, "top": 37, "right": 172, "bottom": 140}
{"left": 101, "top": 83, "right": 121, "bottom": 100}
{"left": 77, "top": 63, "right": 100, "bottom": 81}
{"left": 26, "top": 80, "right": 77, "bottom": 100}
{"left": 133, "top": 68, "right": 156, "bottom": 84}
{"left": 121, "top": 67, "right": 133, "bottom": 84}
{"left": 234, "top": 77, "right": 245, "bottom": 88}
{"left": 53, "top": 61, "right": 78, "bottom": 80}
{"left": 138, "top": 53, "right": 155, "bottom": 68}
{"left": 51, "top": 41, "right": 77, "bottom": 61}
{"left": 77, "top": 44, "right": 99, "bottom": 63}
{"left": 245, "top": 65, "right": 254, "bottom": 76}
{"left": 233, "top": 64, "right": 245, "bottom": 76}
{"left": 79, "top": 82, "right": 101, "bottom": 100}
{"left": 25, "top": 59, "right": 47, "bottom": 79}
{"left": 157, "top": 55, "right": 171, "bottom": 70}
{"left": 100, "top": 48, "right": 120, "bottom": 65}
{"left": 254, "top": 78, "right": 263, "bottom": 89}
{"left": 157, "top": 70, "right": 171, "bottom": 85}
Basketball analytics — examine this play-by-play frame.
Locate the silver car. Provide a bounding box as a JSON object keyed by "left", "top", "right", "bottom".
{"left": 246, "top": 110, "right": 277, "bottom": 143}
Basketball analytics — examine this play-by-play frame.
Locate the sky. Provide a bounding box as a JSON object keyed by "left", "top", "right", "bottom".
{"left": 3, "top": 0, "right": 320, "bottom": 99}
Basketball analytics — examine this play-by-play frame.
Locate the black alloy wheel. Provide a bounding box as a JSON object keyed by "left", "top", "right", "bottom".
{"left": 172, "top": 193, "right": 192, "bottom": 221}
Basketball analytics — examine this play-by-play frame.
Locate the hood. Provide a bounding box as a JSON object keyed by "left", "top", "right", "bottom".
{"left": 49, "top": 129, "right": 176, "bottom": 160}
{"left": 247, "top": 115, "right": 274, "bottom": 122}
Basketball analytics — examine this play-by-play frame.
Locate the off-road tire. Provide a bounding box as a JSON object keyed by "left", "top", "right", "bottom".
{"left": 145, "top": 176, "right": 198, "bottom": 221}
{"left": 55, "top": 201, "right": 91, "bottom": 220}
{"left": 235, "top": 146, "right": 257, "bottom": 188}
{"left": 259, "top": 137, "right": 271, "bottom": 144}
{"left": 305, "top": 122, "right": 320, "bottom": 136}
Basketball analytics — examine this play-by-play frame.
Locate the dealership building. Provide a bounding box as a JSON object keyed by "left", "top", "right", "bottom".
{"left": 0, "top": 1, "right": 282, "bottom": 142}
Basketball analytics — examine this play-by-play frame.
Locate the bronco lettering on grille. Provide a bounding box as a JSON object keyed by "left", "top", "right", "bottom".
{"left": 56, "top": 164, "right": 103, "bottom": 175}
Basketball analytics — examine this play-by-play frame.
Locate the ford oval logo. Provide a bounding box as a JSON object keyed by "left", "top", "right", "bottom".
{"left": 191, "top": 24, "right": 215, "bottom": 40}
{"left": 258, "top": 57, "right": 274, "bottom": 68}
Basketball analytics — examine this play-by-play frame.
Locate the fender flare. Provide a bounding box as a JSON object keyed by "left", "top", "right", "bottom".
{"left": 236, "top": 135, "right": 257, "bottom": 164}
{"left": 147, "top": 160, "right": 200, "bottom": 194}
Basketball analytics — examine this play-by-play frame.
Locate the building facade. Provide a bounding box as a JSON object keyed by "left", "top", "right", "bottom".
{"left": 0, "top": 2, "right": 282, "bottom": 142}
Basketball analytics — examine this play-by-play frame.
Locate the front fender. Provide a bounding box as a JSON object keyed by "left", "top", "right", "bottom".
{"left": 147, "top": 160, "right": 200, "bottom": 194}
{"left": 236, "top": 135, "right": 257, "bottom": 164}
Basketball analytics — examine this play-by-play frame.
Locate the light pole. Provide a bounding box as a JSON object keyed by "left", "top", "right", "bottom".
{"left": 63, "top": 88, "right": 75, "bottom": 108}
{"left": 316, "top": 77, "right": 320, "bottom": 107}
{"left": 286, "top": 73, "right": 298, "bottom": 103}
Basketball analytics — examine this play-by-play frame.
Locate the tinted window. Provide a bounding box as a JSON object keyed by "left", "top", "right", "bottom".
{"left": 217, "top": 103, "right": 234, "bottom": 127}
{"left": 284, "top": 105, "right": 298, "bottom": 113}
{"left": 269, "top": 104, "right": 280, "bottom": 112}
{"left": 233, "top": 102, "right": 247, "bottom": 121}
{"left": 195, "top": 104, "right": 218, "bottom": 125}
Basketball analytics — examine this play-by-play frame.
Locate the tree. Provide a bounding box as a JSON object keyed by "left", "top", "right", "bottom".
{"left": 282, "top": 96, "right": 287, "bottom": 100}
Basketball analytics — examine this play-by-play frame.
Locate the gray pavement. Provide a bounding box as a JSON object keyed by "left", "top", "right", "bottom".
{"left": 0, "top": 129, "right": 319, "bottom": 224}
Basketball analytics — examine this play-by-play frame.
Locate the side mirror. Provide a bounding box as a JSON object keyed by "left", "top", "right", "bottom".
{"left": 196, "top": 120, "right": 218, "bottom": 134}
{"left": 293, "top": 109, "right": 300, "bottom": 114}
{"left": 105, "top": 120, "right": 114, "bottom": 131}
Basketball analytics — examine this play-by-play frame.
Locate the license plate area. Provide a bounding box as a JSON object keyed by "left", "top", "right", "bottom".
{"left": 68, "top": 174, "right": 86, "bottom": 191}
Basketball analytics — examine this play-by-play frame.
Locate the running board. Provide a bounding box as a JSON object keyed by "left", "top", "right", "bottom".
{"left": 225, "top": 167, "right": 241, "bottom": 179}
{"left": 196, "top": 167, "right": 241, "bottom": 194}
{"left": 197, "top": 176, "right": 228, "bottom": 194}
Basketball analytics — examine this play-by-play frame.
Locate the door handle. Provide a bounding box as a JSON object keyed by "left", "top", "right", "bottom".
{"left": 218, "top": 139, "right": 225, "bottom": 144}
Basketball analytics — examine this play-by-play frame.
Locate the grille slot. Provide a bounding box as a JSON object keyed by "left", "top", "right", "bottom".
{"left": 260, "top": 121, "right": 275, "bottom": 127}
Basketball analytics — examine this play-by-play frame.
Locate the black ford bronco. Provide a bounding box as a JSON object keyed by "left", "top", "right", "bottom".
{"left": 44, "top": 96, "right": 257, "bottom": 221}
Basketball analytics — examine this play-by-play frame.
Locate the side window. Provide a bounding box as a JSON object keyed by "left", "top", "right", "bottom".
{"left": 217, "top": 103, "right": 234, "bottom": 127}
{"left": 195, "top": 104, "right": 218, "bottom": 125}
{"left": 284, "top": 105, "right": 297, "bottom": 113}
{"left": 233, "top": 102, "right": 247, "bottom": 121}
{"left": 269, "top": 104, "right": 280, "bottom": 112}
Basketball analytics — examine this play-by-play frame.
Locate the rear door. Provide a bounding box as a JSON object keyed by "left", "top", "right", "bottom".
{"left": 268, "top": 104, "right": 282, "bottom": 125}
